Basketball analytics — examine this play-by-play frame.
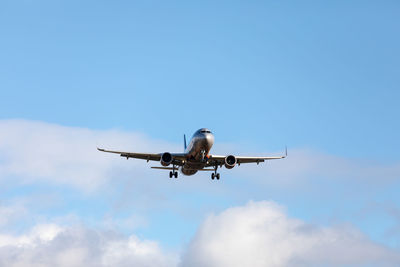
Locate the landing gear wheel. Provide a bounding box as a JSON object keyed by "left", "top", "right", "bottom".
{"left": 216, "top": 173, "right": 220, "bottom": 180}
{"left": 211, "top": 173, "right": 215, "bottom": 180}
{"left": 169, "top": 171, "right": 173, "bottom": 178}
{"left": 174, "top": 172, "right": 178, "bottom": 178}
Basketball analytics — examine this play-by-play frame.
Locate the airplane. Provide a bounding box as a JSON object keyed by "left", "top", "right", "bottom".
{"left": 97, "top": 128, "right": 286, "bottom": 180}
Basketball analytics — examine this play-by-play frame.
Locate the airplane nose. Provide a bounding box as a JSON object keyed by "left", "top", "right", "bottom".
{"left": 205, "top": 133, "right": 214, "bottom": 147}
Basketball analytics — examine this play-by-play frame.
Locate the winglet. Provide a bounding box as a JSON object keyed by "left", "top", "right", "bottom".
{"left": 184, "top": 134, "right": 187, "bottom": 151}
{"left": 285, "top": 146, "right": 288, "bottom": 157}
{"left": 97, "top": 147, "right": 105, "bottom": 152}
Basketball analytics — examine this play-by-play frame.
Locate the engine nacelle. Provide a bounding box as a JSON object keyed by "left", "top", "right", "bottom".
{"left": 224, "top": 155, "right": 237, "bottom": 169}
{"left": 160, "top": 152, "right": 173, "bottom": 166}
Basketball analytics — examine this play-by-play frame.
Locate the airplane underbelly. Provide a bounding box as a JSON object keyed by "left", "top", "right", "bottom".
{"left": 181, "top": 168, "right": 197, "bottom": 176}
{"left": 181, "top": 162, "right": 205, "bottom": 176}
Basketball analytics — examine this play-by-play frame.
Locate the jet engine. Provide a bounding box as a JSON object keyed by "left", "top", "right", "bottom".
{"left": 160, "top": 152, "right": 173, "bottom": 166}
{"left": 224, "top": 155, "right": 237, "bottom": 169}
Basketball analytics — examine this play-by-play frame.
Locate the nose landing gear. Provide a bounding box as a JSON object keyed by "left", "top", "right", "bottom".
{"left": 201, "top": 150, "right": 206, "bottom": 162}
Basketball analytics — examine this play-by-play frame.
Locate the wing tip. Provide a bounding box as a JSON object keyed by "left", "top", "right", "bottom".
{"left": 97, "top": 147, "right": 105, "bottom": 152}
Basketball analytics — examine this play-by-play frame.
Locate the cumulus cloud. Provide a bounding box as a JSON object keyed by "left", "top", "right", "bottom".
{"left": 0, "top": 223, "right": 178, "bottom": 267}
{"left": 0, "top": 200, "right": 398, "bottom": 267}
{"left": 181, "top": 201, "right": 400, "bottom": 267}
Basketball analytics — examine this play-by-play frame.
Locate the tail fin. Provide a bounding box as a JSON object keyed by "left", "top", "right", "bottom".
{"left": 184, "top": 134, "right": 187, "bottom": 151}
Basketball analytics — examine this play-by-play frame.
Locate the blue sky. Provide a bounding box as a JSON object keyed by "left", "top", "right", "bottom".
{"left": 0, "top": 1, "right": 399, "bottom": 266}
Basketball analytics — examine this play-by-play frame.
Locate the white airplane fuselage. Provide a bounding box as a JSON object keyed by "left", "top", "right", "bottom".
{"left": 181, "top": 128, "right": 214, "bottom": 176}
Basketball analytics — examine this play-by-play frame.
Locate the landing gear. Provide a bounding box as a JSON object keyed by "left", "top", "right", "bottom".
{"left": 211, "top": 165, "right": 220, "bottom": 180}
{"left": 169, "top": 164, "right": 178, "bottom": 178}
{"left": 169, "top": 171, "right": 178, "bottom": 178}
{"left": 201, "top": 150, "right": 206, "bottom": 162}
{"left": 211, "top": 173, "right": 220, "bottom": 180}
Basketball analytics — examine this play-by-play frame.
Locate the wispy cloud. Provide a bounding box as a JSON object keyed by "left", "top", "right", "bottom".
{"left": 0, "top": 119, "right": 180, "bottom": 192}
{"left": 1, "top": 119, "right": 398, "bottom": 192}
{"left": 236, "top": 148, "right": 400, "bottom": 187}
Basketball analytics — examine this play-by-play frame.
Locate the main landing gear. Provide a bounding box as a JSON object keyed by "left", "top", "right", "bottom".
{"left": 211, "top": 173, "right": 220, "bottom": 180}
{"left": 211, "top": 165, "right": 220, "bottom": 180}
{"left": 169, "top": 171, "right": 178, "bottom": 178}
{"left": 169, "top": 164, "right": 178, "bottom": 178}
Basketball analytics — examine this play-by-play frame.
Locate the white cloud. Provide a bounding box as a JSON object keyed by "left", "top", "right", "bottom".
{"left": 0, "top": 119, "right": 179, "bottom": 192}
{"left": 236, "top": 148, "right": 400, "bottom": 187}
{"left": 0, "top": 200, "right": 399, "bottom": 267}
{"left": 180, "top": 201, "right": 400, "bottom": 267}
{"left": 0, "top": 223, "right": 178, "bottom": 267}
{"left": 1, "top": 119, "right": 400, "bottom": 266}
{"left": 0, "top": 224, "right": 63, "bottom": 247}
{"left": 1, "top": 119, "right": 398, "bottom": 194}
{"left": 0, "top": 202, "right": 27, "bottom": 228}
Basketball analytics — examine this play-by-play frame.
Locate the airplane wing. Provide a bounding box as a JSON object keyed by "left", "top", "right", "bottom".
{"left": 97, "top": 148, "right": 186, "bottom": 165}
{"left": 207, "top": 148, "right": 287, "bottom": 166}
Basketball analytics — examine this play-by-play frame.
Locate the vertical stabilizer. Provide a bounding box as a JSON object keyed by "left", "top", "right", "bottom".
{"left": 184, "top": 134, "right": 187, "bottom": 151}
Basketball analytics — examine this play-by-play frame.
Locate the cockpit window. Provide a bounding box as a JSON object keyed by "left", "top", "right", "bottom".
{"left": 201, "top": 130, "right": 211, "bottom": 133}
